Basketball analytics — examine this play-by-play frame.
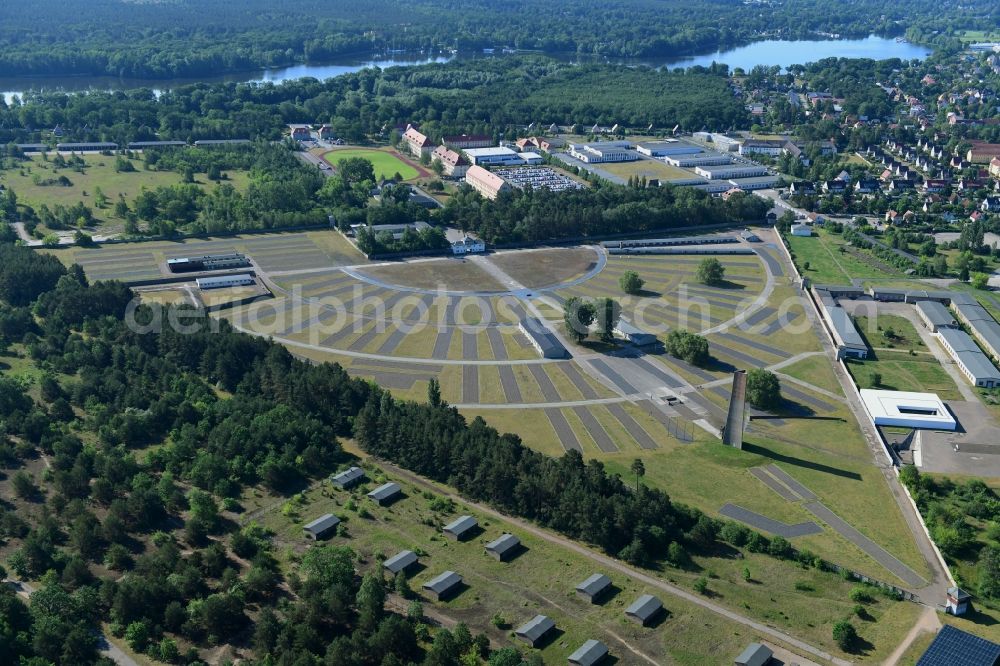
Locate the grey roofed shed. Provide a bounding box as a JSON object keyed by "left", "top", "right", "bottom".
{"left": 519, "top": 317, "right": 569, "bottom": 359}
{"left": 330, "top": 466, "right": 366, "bottom": 489}
{"left": 568, "top": 639, "right": 609, "bottom": 666}
{"left": 422, "top": 570, "right": 462, "bottom": 600}
{"left": 939, "top": 327, "right": 981, "bottom": 353}
{"left": 514, "top": 614, "right": 555, "bottom": 647}
{"left": 367, "top": 481, "right": 402, "bottom": 505}
{"left": 443, "top": 515, "right": 478, "bottom": 540}
{"left": 955, "top": 302, "right": 994, "bottom": 323}
{"left": 575, "top": 573, "right": 612, "bottom": 602}
{"left": 734, "top": 642, "right": 773, "bottom": 666}
{"left": 625, "top": 593, "right": 663, "bottom": 625}
{"left": 915, "top": 300, "right": 956, "bottom": 332}
{"left": 383, "top": 550, "right": 418, "bottom": 574}
{"left": 303, "top": 513, "right": 340, "bottom": 540}
{"left": 485, "top": 533, "right": 521, "bottom": 561}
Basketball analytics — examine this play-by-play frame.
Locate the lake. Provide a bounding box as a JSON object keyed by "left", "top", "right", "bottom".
{"left": 1, "top": 36, "right": 930, "bottom": 103}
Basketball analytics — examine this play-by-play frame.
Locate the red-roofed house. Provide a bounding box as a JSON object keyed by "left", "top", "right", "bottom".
{"left": 404, "top": 126, "right": 433, "bottom": 157}
{"left": 465, "top": 165, "right": 511, "bottom": 200}
{"left": 432, "top": 145, "right": 469, "bottom": 178}
{"left": 967, "top": 141, "right": 1000, "bottom": 164}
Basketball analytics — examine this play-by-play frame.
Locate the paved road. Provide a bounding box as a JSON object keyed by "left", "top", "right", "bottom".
{"left": 377, "top": 460, "right": 851, "bottom": 666}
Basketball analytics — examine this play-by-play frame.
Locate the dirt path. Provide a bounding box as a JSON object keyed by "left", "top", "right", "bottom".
{"left": 883, "top": 605, "right": 940, "bottom": 665}
{"left": 375, "top": 459, "right": 850, "bottom": 666}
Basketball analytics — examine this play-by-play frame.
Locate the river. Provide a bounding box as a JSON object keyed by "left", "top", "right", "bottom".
{"left": 1, "top": 36, "right": 930, "bottom": 104}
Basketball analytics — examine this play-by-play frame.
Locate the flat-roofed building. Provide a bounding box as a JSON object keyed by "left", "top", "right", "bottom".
{"left": 330, "top": 466, "right": 366, "bottom": 489}
{"left": 575, "top": 573, "right": 612, "bottom": 603}
{"left": 196, "top": 274, "right": 255, "bottom": 290}
{"left": 465, "top": 165, "right": 512, "bottom": 200}
{"left": 167, "top": 253, "right": 250, "bottom": 273}
{"left": 728, "top": 175, "right": 780, "bottom": 190}
{"left": 518, "top": 151, "right": 544, "bottom": 165}
{"left": 695, "top": 165, "right": 770, "bottom": 180}
{"left": 442, "top": 515, "right": 478, "bottom": 541}
{"left": 404, "top": 126, "right": 432, "bottom": 157}
{"left": 367, "top": 482, "right": 402, "bottom": 506}
{"left": 463, "top": 146, "right": 523, "bottom": 166}
{"left": 859, "top": 389, "right": 957, "bottom": 430}
{"left": 625, "top": 594, "right": 663, "bottom": 626}
{"left": 738, "top": 139, "right": 786, "bottom": 156}
{"left": 432, "top": 145, "right": 469, "bottom": 178}
{"left": 383, "top": 550, "right": 418, "bottom": 575}
{"left": 56, "top": 142, "right": 118, "bottom": 151}
{"left": 519, "top": 317, "right": 569, "bottom": 359}
{"left": 567, "top": 141, "right": 637, "bottom": 163}
{"left": 303, "top": 514, "right": 340, "bottom": 540}
{"left": 485, "top": 533, "right": 521, "bottom": 561}
{"left": 422, "top": 571, "right": 463, "bottom": 601}
{"left": 514, "top": 614, "right": 555, "bottom": 647}
{"left": 193, "top": 139, "right": 251, "bottom": 146}
{"left": 442, "top": 134, "right": 492, "bottom": 150}
{"left": 636, "top": 141, "right": 701, "bottom": 157}
{"left": 664, "top": 153, "right": 732, "bottom": 167}
{"left": 916, "top": 301, "right": 957, "bottom": 332}
{"left": 15, "top": 143, "right": 49, "bottom": 152}
{"left": 568, "top": 639, "right": 609, "bottom": 666}
{"left": 350, "top": 220, "right": 431, "bottom": 241}
{"left": 128, "top": 141, "right": 187, "bottom": 149}
{"left": 791, "top": 223, "right": 812, "bottom": 236}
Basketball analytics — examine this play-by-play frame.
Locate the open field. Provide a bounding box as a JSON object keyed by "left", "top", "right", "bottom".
{"left": 778, "top": 354, "right": 843, "bottom": 396}
{"left": 488, "top": 247, "right": 600, "bottom": 289}
{"left": 599, "top": 159, "right": 694, "bottom": 181}
{"left": 853, "top": 314, "right": 928, "bottom": 352}
{"left": 785, "top": 229, "right": 901, "bottom": 284}
{"left": 44, "top": 229, "right": 366, "bottom": 281}
{"left": 357, "top": 258, "right": 509, "bottom": 292}
{"left": 250, "top": 454, "right": 923, "bottom": 664}
{"left": 0, "top": 153, "right": 250, "bottom": 233}
{"left": 323, "top": 147, "right": 419, "bottom": 180}
{"left": 846, "top": 351, "right": 963, "bottom": 401}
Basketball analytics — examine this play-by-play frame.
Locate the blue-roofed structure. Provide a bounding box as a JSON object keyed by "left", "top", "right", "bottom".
{"left": 367, "top": 481, "right": 402, "bottom": 505}
{"left": 330, "top": 466, "right": 366, "bottom": 489}
{"left": 917, "top": 625, "right": 1000, "bottom": 666}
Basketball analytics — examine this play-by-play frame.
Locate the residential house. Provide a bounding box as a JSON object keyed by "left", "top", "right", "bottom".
{"left": 431, "top": 145, "right": 469, "bottom": 178}
{"left": 288, "top": 124, "right": 312, "bottom": 141}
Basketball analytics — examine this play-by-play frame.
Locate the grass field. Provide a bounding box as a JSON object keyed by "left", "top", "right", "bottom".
{"left": 250, "top": 454, "right": 922, "bottom": 664}
{"left": 324, "top": 147, "right": 419, "bottom": 180}
{"left": 357, "top": 259, "right": 508, "bottom": 292}
{"left": 600, "top": 159, "right": 695, "bottom": 181}
{"left": 778, "top": 354, "right": 843, "bottom": 396}
{"left": 846, "top": 351, "right": 963, "bottom": 401}
{"left": 0, "top": 154, "right": 249, "bottom": 234}
{"left": 785, "top": 229, "right": 901, "bottom": 284}
{"left": 488, "top": 248, "right": 599, "bottom": 289}
{"left": 853, "top": 315, "right": 928, "bottom": 352}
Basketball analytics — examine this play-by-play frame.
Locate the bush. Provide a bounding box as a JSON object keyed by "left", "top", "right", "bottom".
{"left": 664, "top": 329, "right": 710, "bottom": 366}
{"left": 696, "top": 257, "right": 725, "bottom": 285}
{"left": 849, "top": 586, "right": 874, "bottom": 603}
{"left": 619, "top": 270, "right": 645, "bottom": 294}
{"left": 832, "top": 620, "right": 857, "bottom": 650}
{"left": 746, "top": 368, "right": 781, "bottom": 410}
{"left": 694, "top": 577, "right": 708, "bottom": 594}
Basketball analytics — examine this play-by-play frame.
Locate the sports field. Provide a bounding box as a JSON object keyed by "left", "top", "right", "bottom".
{"left": 323, "top": 148, "right": 419, "bottom": 180}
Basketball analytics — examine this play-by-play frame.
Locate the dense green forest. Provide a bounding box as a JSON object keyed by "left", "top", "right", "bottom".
{"left": 0, "top": 241, "right": 840, "bottom": 662}
{"left": 0, "top": 59, "right": 748, "bottom": 145}
{"left": 0, "top": 0, "right": 987, "bottom": 79}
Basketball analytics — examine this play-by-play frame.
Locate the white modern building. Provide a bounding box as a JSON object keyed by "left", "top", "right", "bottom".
{"left": 664, "top": 153, "right": 732, "bottom": 167}
{"left": 567, "top": 141, "right": 637, "bottom": 163}
{"left": 694, "top": 165, "right": 770, "bottom": 180}
{"left": 635, "top": 141, "right": 701, "bottom": 157}
{"left": 463, "top": 146, "right": 523, "bottom": 166}
{"left": 859, "top": 389, "right": 957, "bottom": 430}
{"left": 790, "top": 223, "right": 812, "bottom": 237}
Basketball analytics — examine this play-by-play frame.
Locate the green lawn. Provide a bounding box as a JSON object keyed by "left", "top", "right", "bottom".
{"left": 853, "top": 315, "right": 928, "bottom": 352}
{"left": 785, "top": 229, "right": 901, "bottom": 284}
{"left": 0, "top": 154, "right": 249, "bottom": 233}
{"left": 324, "top": 148, "right": 419, "bottom": 180}
{"left": 846, "top": 351, "right": 963, "bottom": 401}
{"left": 778, "top": 354, "right": 843, "bottom": 396}
{"left": 253, "top": 456, "right": 922, "bottom": 664}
